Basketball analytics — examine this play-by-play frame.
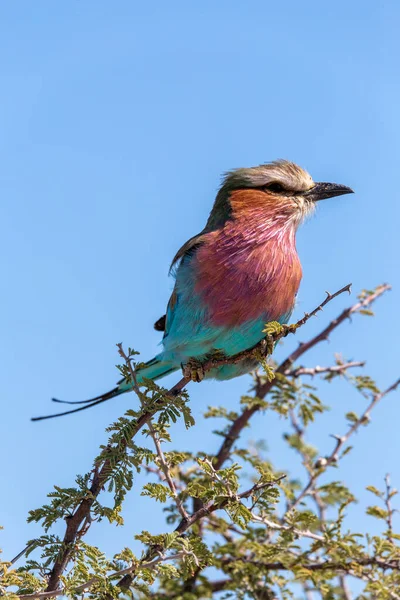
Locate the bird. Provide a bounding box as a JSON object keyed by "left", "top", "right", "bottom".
{"left": 42, "top": 160, "right": 353, "bottom": 419}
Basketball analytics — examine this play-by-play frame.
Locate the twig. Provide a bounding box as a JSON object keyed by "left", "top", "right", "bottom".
{"left": 288, "top": 378, "right": 400, "bottom": 513}
{"left": 295, "top": 284, "right": 353, "bottom": 326}
{"left": 149, "top": 428, "right": 189, "bottom": 520}
{"left": 218, "top": 556, "right": 400, "bottom": 572}
{"left": 141, "top": 464, "right": 184, "bottom": 491}
{"left": 285, "top": 361, "right": 365, "bottom": 379}
{"left": 239, "top": 474, "right": 286, "bottom": 500}
{"left": 43, "top": 377, "right": 186, "bottom": 594}
{"left": 250, "top": 513, "right": 325, "bottom": 542}
{"left": 339, "top": 575, "right": 353, "bottom": 600}
{"left": 384, "top": 473, "right": 396, "bottom": 544}
{"left": 287, "top": 408, "right": 328, "bottom": 525}
{"left": 117, "top": 345, "right": 189, "bottom": 522}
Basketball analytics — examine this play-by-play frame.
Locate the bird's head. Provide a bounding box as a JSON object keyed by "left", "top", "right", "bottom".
{"left": 208, "top": 160, "right": 353, "bottom": 230}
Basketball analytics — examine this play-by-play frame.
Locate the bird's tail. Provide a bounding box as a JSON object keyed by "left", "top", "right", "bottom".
{"left": 32, "top": 355, "right": 178, "bottom": 421}
{"left": 120, "top": 355, "right": 179, "bottom": 391}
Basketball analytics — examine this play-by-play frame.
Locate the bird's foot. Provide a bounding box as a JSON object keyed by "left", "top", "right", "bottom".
{"left": 182, "top": 359, "right": 205, "bottom": 383}
{"left": 262, "top": 321, "right": 298, "bottom": 355}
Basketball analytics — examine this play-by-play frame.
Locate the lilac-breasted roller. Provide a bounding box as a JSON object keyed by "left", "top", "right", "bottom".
{"left": 54, "top": 160, "right": 353, "bottom": 411}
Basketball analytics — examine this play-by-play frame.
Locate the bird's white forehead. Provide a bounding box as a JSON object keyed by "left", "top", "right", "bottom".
{"left": 223, "top": 160, "right": 314, "bottom": 192}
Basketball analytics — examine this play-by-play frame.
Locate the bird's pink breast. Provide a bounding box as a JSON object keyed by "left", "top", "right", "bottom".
{"left": 193, "top": 220, "right": 302, "bottom": 328}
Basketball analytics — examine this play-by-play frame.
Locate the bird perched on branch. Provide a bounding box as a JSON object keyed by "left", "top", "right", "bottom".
{"left": 51, "top": 160, "right": 353, "bottom": 414}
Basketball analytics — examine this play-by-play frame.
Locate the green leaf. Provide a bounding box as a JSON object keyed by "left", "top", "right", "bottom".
{"left": 141, "top": 483, "right": 172, "bottom": 503}
{"left": 345, "top": 411, "right": 359, "bottom": 424}
{"left": 366, "top": 505, "right": 388, "bottom": 520}
{"left": 366, "top": 485, "right": 383, "bottom": 498}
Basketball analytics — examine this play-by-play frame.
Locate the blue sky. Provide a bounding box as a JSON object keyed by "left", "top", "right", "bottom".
{"left": 1, "top": 0, "right": 399, "bottom": 591}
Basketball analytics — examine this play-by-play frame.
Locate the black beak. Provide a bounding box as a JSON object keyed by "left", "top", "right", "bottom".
{"left": 303, "top": 182, "right": 354, "bottom": 202}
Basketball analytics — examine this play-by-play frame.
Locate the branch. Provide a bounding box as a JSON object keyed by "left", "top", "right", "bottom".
{"left": 287, "top": 407, "right": 329, "bottom": 525}
{"left": 219, "top": 556, "right": 400, "bottom": 572}
{"left": 288, "top": 378, "right": 400, "bottom": 513}
{"left": 384, "top": 474, "right": 397, "bottom": 544}
{"left": 285, "top": 360, "right": 365, "bottom": 378}
{"left": 148, "top": 578, "right": 231, "bottom": 598}
{"left": 117, "top": 344, "right": 189, "bottom": 522}
{"left": 250, "top": 513, "right": 324, "bottom": 542}
{"left": 339, "top": 575, "right": 353, "bottom": 600}
{"left": 35, "top": 284, "right": 391, "bottom": 597}
{"left": 43, "top": 377, "right": 186, "bottom": 593}
{"left": 148, "top": 425, "right": 189, "bottom": 520}
{"left": 111, "top": 475, "right": 285, "bottom": 595}
{"left": 239, "top": 475, "right": 286, "bottom": 500}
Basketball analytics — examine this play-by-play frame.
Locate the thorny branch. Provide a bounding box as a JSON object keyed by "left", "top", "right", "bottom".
{"left": 32, "top": 284, "right": 354, "bottom": 594}
{"left": 117, "top": 344, "right": 189, "bottom": 522}
{"left": 385, "top": 473, "right": 397, "bottom": 545}
{"left": 219, "top": 556, "right": 400, "bottom": 572}
{"left": 12, "top": 283, "right": 397, "bottom": 599}
{"left": 285, "top": 360, "right": 365, "bottom": 378}
{"left": 250, "top": 513, "right": 324, "bottom": 542}
{"left": 288, "top": 378, "right": 400, "bottom": 514}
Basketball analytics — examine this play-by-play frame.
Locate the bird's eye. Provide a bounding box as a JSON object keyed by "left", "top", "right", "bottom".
{"left": 265, "top": 182, "right": 285, "bottom": 193}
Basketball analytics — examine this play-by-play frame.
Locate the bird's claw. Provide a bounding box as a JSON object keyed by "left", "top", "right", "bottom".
{"left": 182, "top": 359, "right": 205, "bottom": 383}
{"left": 264, "top": 334, "right": 276, "bottom": 356}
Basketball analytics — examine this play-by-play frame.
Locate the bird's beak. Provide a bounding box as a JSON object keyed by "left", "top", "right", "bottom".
{"left": 303, "top": 182, "right": 354, "bottom": 202}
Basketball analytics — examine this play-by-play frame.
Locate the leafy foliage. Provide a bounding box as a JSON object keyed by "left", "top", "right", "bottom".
{"left": 1, "top": 284, "right": 399, "bottom": 599}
